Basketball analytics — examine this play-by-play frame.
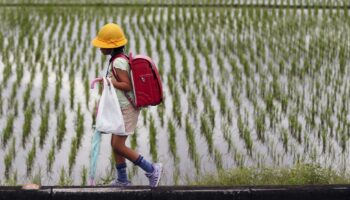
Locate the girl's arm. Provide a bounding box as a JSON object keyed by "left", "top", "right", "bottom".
{"left": 110, "top": 69, "right": 132, "bottom": 92}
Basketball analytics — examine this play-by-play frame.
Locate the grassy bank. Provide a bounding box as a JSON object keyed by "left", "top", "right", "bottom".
{"left": 192, "top": 164, "right": 350, "bottom": 186}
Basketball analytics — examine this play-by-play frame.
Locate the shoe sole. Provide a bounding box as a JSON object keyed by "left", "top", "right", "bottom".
{"left": 154, "top": 163, "right": 163, "bottom": 187}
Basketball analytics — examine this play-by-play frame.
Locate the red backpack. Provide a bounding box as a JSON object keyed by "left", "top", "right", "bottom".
{"left": 110, "top": 52, "right": 163, "bottom": 108}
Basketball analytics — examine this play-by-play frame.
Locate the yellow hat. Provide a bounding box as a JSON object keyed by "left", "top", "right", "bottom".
{"left": 92, "top": 23, "right": 128, "bottom": 48}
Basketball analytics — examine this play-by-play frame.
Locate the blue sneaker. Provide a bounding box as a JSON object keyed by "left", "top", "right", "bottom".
{"left": 109, "top": 179, "right": 132, "bottom": 187}
{"left": 145, "top": 163, "right": 163, "bottom": 187}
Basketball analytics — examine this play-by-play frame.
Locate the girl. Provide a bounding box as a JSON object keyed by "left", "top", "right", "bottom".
{"left": 91, "top": 23, "right": 162, "bottom": 187}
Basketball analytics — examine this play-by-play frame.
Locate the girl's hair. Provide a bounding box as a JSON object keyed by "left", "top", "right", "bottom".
{"left": 111, "top": 46, "right": 125, "bottom": 57}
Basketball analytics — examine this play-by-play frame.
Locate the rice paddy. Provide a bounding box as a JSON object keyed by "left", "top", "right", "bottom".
{"left": 0, "top": 0, "right": 350, "bottom": 185}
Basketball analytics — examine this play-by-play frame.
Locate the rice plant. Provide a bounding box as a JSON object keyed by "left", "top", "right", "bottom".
{"left": 149, "top": 115, "right": 158, "bottom": 162}
{"left": 2, "top": 114, "right": 14, "bottom": 148}
{"left": 58, "top": 167, "right": 73, "bottom": 186}
{"left": 31, "top": 168, "right": 42, "bottom": 186}
{"left": 22, "top": 102, "right": 34, "bottom": 148}
{"left": 26, "top": 138, "right": 36, "bottom": 176}
{"left": 185, "top": 116, "right": 200, "bottom": 174}
{"left": 22, "top": 83, "right": 33, "bottom": 110}
{"left": 167, "top": 120, "right": 178, "bottom": 162}
{"left": 56, "top": 106, "right": 67, "bottom": 150}
{"left": 68, "top": 136, "right": 78, "bottom": 175}
{"left": 47, "top": 139, "right": 55, "bottom": 173}
{"left": 40, "top": 66, "right": 49, "bottom": 102}
{"left": 75, "top": 103, "right": 84, "bottom": 147}
{"left": 4, "top": 147, "right": 13, "bottom": 179}
{"left": 39, "top": 102, "right": 50, "bottom": 149}
{"left": 80, "top": 166, "right": 87, "bottom": 186}
{"left": 69, "top": 75, "right": 75, "bottom": 109}
{"left": 200, "top": 114, "right": 213, "bottom": 155}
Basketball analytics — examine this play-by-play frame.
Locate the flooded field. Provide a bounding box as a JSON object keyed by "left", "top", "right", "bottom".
{"left": 0, "top": 2, "right": 350, "bottom": 185}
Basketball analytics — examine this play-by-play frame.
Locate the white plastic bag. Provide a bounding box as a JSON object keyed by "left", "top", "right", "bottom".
{"left": 96, "top": 77, "right": 125, "bottom": 134}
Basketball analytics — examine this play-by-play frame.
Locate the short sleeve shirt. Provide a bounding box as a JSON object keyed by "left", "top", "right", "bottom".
{"left": 109, "top": 57, "right": 135, "bottom": 108}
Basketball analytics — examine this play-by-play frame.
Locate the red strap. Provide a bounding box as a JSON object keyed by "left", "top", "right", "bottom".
{"left": 110, "top": 54, "right": 139, "bottom": 110}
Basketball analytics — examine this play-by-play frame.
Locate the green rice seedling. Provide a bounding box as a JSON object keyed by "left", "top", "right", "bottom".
{"left": 167, "top": 74, "right": 175, "bottom": 94}
{"left": 181, "top": 48, "right": 189, "bottom": 80}
{"left": 217, "top": 86, "right": 227, "bottom": 116}
{"left": 47, "top": 139, "right": 55, "bottom": 173}
{"left": 214, "top": 148, "right": 223, "bottom": 171}
{"left": 2, "top": 62, "right": 12, "bottom": 88}
{"left": 281, "top": 128, "right": 289, "bottom": 153}
{"left": 15, "top": 61, "right": 24, "bottom": 87}
{"left": 145, "top": 35, "right": 152, "bottom": 58}
{"left": 234, "top": 149, "right": 245, "bottom": 169}
{"left": 180, "top": 74, "right": 187, "bottom": 93}
{"left": 68, "top": 136, "right": 78, "bottom": 175}
{"left": 26, "top": 138, "right": 36, "bottom": 176}
{"left": 131, "top": 128, "right": 138, "bottom": 150}
{"left": 59, "top": 167, "right": 73, "bottom": 186}
{"left": 255, "top": 111, "right": 266, "bottom": 143}
{"left": 167, "top": 120, "right": 178, "bottom": 161}
{"left": 76, "top": 104, "right": 84, "bottom": 147}
{"left": 31, "top": 168, "right": 42, "bottom": 186}
{"left": 142, "top": 109, "right": 147, "bottom": 125}
{"left": 56, "top": 106, "right": 67, "bottom": 150}
{"left": 54, "top": 76, "right": 61, "bottom": 110}
{"left": 2, "top": 114, "right": 14, "bottom": 148}
{"left": 0, "top": 94, "right": 2, "bottom": 116}
{"left": 5, "top": 170, "right": 18, "bottom": 186}
{"left": 81, "top": 166, "right": 87, "bottom": 186}
{"left": 185, "top": 116, "right": 200, "bottom": 174}
{"left": 40, "top": 67, "right": 49, "bottom": 102}
{"left": 39, "top": 102, "right": 50, "bottom": 149}
{"left": 188, "top": 89, "right": 197, "bottom": 115}
{"left": 29, "top": 67, "right": 36, "bottom": 83}
{"left": 149, "top": 115, "right": 158, "bottom": 162}
{"left": 172, "top": 88, "right": 182, "bottom": 126}
{"left": 22, "top": 83, "right": 33, "bottom": 110}
{"left": 4, "top": 148, "right": 13, "bottom": 179}
{"left": 22, "top": 102, "right": 34, "bottom": 148}
{"left": 156, "top": 103, "right": 165, "bottom": 127}
{"left": 243, "top": 126, "right": 253, "bottom": 156}
{"left": 157, "top": 52, "right": 165, "bottom": 79}
{"left": 222, "top": 121, "right": 233, "bottom": 152}
{"left": 200, "top": 114, "right": 213, "bottom": 155}
{"left": 288, "top": 112, "right": 302, "bottom": 144}
{"left": 69, "top": 75, "right": 75, "bottom": 109}
{"left": 84, "top": 77, "right": 90, "bottom": 108}
{"left": 281, "top": 95, "right": 288, "bottom": 113}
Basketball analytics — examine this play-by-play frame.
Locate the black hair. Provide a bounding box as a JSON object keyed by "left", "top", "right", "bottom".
{"left": 111, "top": 46, "right": 125, "bottom": 57}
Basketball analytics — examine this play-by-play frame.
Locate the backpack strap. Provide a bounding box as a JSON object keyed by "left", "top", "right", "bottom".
{"left": 109, "top": 53, "right": 139, "bottom": 110}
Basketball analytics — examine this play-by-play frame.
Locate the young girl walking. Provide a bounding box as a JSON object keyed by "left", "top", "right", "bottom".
{"left": 91, "top": 23, "right": 162, "bottom": 187}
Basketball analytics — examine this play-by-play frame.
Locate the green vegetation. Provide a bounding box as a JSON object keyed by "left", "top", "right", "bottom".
{"left": 149, "top": 115, "right": 158, "bottom": 162}
{"left": 59, "top": 167, "right": 73, "bottom": 186}
{"left": 56, "top": 106, "right": 67, "bottom": 150}
{"left": 21, "top": 102, "right": 34, "bottom": 148}
{"left": 26, "top": 138, "right": 36, "bottom": 176}
{"left": 39, "top": 102, "right": 50, "bottom": 148}
{"left": 192, "top": 164, "right": 350, "bottom": 186}
{"left": 2, "top": 114, "right": 15, "bottom": 148}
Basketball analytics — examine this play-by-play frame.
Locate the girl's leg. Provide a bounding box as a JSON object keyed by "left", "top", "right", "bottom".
{"left": 111, "top": 135, "right": 139, "bottom": 161}
{"left": 111, "top": 135, "right": 154, "bottom": 173}
{"left": 111, "top": 134, "right": 162, "bottom": 187}
{"left": 112, "top": 151, "right": 128, "bottom": 184}
{"left": 110, "top": 135, "right": 135, "bottom": 185}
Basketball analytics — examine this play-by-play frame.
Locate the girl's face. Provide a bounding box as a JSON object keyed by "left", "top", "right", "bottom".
{"left": 100, "top": 48, "right": 112, "bottom": 55}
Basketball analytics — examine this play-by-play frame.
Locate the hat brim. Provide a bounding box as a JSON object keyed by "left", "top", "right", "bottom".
{"left": 91, "top": 37, "right": 128, "bottom": 48}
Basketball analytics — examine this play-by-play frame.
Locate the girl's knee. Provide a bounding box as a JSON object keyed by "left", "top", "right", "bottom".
{"left": 111, "top": 142, "right": 125, "bottom": 154}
